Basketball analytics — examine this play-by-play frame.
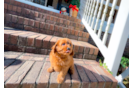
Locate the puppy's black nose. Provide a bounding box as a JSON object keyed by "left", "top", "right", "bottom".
{"left": 67, "top": 48, "right": 70, "bottom": 50}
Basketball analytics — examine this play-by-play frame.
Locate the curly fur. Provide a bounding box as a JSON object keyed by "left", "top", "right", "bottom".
{"left": 47, "top": 38, "right": 74, "bottom": 84}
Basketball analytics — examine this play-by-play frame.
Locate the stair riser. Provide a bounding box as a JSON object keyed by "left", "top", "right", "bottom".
{"left": 4, "top": 13, "right": 89, "bottom": 42}
{"left": 4, "top": 2, "right": 84, "bottom": 31}
{"left": 4, "top": 30, "right": 98, "bottom": 60}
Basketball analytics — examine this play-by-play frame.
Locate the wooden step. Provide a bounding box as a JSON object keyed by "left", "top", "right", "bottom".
{"left": 4, "top": 27, "right": 98, "bottom": 59}
{"left": 4, "top": 0, "right": 84, "bottom": 31}
{"left": 4, "top": 13, "right": 89, "bottom": 42}
{"left": 4, "top": 51, "right": 118, "bottom": 88}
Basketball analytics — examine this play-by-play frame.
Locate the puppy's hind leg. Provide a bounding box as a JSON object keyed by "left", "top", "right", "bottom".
{"left": 47, "top": 66, "right": 54, "bottom": 73}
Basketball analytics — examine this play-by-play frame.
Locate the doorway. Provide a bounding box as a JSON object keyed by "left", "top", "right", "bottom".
{"left": 47, "top": 0, "right": 53, "bottom": 6}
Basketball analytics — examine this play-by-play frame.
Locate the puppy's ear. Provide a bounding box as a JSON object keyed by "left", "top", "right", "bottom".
{"left": 52, "top": 40, "right": 59, "bottom": 53}
{"left": 52, "top": 44, "right": 57, "bottom": 53}
{"left": 70, "top": 50, "right": 74, "bottom": 56}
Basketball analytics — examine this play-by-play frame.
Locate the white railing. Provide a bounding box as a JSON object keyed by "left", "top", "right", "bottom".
{"left": 79, "top": 0, "right": 129, "bottom": 87}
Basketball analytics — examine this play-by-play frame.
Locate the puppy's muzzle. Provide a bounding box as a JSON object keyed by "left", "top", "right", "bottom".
{"left": 67, "top": 48, "right": 70, "bottom": 50}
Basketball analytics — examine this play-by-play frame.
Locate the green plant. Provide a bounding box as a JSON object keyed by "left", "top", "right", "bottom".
{"left": 120, "top": 57, "right": 129, "bottom": 68}
{"left": 70, "top": 0, "right": 80, "bottom": 8}
{"left": 99, "top": 59, "right": 113, "bottom": 74}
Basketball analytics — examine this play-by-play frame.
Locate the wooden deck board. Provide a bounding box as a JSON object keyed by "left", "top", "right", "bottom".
{"left": 4, "top": 51, "right": 118, "bottom": 88}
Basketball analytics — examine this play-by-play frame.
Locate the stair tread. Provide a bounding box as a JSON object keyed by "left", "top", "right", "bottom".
{"left": 4, "top": 27, "right": 90, "bottom": 46}
{"left": 4, "top": 1, "right": 82, "bottom": 23}
{"left": 4, "top": 27, "right": 98, "bottom": 58}
{"left": 4, "top": 27, "right": 98, "bottom": 59}
{"left": 4, "top": 51, "right": 118, "bottom": 88}
{"left": 4, "top": 13, "right": 88, "bottom": 42}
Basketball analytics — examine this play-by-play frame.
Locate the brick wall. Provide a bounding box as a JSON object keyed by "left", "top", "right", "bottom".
{"left": 4, "top": 0, "right": 91, "bottom": 42}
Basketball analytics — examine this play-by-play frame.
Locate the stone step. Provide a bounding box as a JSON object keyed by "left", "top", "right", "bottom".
{"left": 4, "top": 51, "right": 118, "bottom": 88}
{"left": 4, "top": 27, "right": 98, "bottom": 59}
{"left": 4, "top": 13, "right": 89, "bottom": 42}
{"left": 4, "top": 0, "right": 84, "bottom": 31}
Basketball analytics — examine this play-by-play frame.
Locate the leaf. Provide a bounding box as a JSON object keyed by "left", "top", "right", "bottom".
{"left": 99, "top": 59, "right": 102, "bottom": 63}
{"left": 100, "top": 63, "right": 103, "bottom": 66}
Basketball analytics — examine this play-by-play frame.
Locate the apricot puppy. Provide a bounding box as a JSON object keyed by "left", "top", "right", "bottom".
{"left": 47, "top": 38, "right": 74, "bottom": 84}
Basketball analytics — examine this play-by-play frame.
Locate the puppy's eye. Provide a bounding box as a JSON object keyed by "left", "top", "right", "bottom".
{"left": 62, "top": 43, "right": 65, "bottom": 46}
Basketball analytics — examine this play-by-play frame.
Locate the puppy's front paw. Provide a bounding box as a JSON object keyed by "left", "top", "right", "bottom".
{"left": 47, "top": 67, "right": 53, "bottom": 73}
{"left": 57, "top": 75, "right": 64, "bottom": 84}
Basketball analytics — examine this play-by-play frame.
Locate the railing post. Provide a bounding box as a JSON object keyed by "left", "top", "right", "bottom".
{"left": 104, "top": 0, "right": 129, "bottom": 76}
{"left": 115, "top": 68, "right": 129, "bottom": 82}
{"left": 115, "top": 68, "right": 129, "bottom": 88}
{"left": 44, "top": 0, "right": 48, "bottom": 6}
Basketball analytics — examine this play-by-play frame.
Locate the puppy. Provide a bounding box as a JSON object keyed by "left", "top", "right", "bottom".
{"left": 47, "top": 38, "right": 74, "bottom": 83}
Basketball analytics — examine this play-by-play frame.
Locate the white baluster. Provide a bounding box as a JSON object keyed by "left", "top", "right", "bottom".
{"left": 82, "top": 0, "right": 86, "bottom": 19}
{"left": 85, "top": 0, "right": 92, "bottom": 21}
{"left": 84, "top": 0, "right": 91, "bottom": 20}
{"left": 94, "top": 0, "right": 105, "bottom": 33}
{"left": 83, "top": 0, "right": 89, "bottom": 19}
{"left": 98, "top": 0, "right": 110, "bottom": 38}
{"left": 91, "top": 0, "right": 100, "bottom": 29}
{"left": 86, "top": 0, "right": 93, "bottom": 22}
{"left": 88, "top": 0, "right": 96, "bottom": 26}
{"left": 102, "top": 0, "right": 118, "bottom": 44}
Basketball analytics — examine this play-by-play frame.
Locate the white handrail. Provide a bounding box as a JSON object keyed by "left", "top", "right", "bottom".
{"left": 82, "top": 18, "right": 108, "bottom": 58}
